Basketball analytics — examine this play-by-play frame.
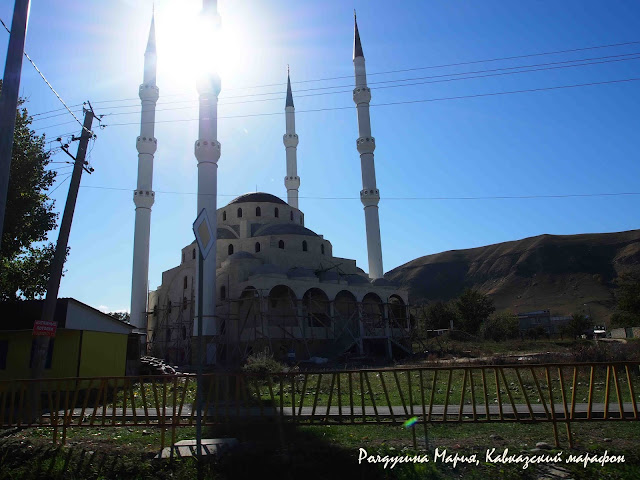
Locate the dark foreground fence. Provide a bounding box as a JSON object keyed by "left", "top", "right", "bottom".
{"left": 1, "top": 362, "right": 639, "bottom": 449}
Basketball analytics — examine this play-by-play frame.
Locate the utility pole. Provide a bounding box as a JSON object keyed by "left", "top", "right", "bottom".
{"left": 31, "top": 106, "right": 95, "bottom": 378}
{"left": 0, "top": 0, "right": 31, "bottom": 250}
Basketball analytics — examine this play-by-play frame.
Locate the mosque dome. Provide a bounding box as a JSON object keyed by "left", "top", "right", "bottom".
{"left": 228, "top": 192, "right": 287, "bottom": 206}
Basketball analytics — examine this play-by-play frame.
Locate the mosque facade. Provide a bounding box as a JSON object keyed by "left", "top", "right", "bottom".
{"left": 132, "top": 3, "right": 411, "bottom": 365}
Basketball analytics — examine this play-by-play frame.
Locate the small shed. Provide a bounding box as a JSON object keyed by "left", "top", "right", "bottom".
{"left": 0, "top": 298, "right": 134, "bottom": 380}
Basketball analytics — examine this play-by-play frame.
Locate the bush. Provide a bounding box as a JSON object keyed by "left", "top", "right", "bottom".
{"left": 480, "top": 312, "right": 520, "bottom": 342}
{"left": 242, "top": 351, "right": 286, "bottom": 378}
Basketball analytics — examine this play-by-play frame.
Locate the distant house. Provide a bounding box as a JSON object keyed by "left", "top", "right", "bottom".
{"left": 517, "top": 310, "right": 572, "bottom": 336}
{"left": 0, "top": 298, "right": 135, "bottom": 380}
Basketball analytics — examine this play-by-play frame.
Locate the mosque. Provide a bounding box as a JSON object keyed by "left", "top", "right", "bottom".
{"left": 129, "top": 3, "right": 411, "bottom": 365}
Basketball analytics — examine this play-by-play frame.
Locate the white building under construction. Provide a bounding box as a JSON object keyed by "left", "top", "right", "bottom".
{"left": 133, "top": 5, "right": 411, "bottom": 365}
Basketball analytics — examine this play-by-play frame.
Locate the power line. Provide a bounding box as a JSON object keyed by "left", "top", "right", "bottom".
{"left": 28, "top": 39, "right": 640, "bottom": 117}
{"left": 78, "top": 185, "right": 640, "bottom": 201}
{"left": 47, "top": 173, "right": 72, "bottom": 196}
{"left": 0, "top": 17, "right": 93, "bottom": 136}
{"left": 78, "top": 53, "right": 640, "bottom": 122}
{"left": 93, "top": 77, "right": 640, "bottom": 128}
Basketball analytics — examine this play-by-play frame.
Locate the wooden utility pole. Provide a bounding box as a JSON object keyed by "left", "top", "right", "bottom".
{"left": 31, "top": 106, "right": 94, "bottom": 377}
{"left": 0, "top": 0, "right": 31, "bottom": 250}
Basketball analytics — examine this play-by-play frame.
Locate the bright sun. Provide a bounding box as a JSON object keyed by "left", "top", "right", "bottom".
{"left": 154, "top": 1, "right": 248, "bottom": 94}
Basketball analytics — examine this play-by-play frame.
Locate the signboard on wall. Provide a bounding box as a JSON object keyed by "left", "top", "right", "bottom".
{"left": 32, "top": 320, "right": 57, "bottom": 337}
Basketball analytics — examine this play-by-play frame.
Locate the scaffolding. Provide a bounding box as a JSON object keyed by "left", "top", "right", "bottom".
{"left": 148, "top": 285, "right": 413, "bottom": 366}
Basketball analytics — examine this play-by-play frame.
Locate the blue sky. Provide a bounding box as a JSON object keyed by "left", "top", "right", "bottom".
{"left": 1, "top": 0, "right": 639, "bottom": 312}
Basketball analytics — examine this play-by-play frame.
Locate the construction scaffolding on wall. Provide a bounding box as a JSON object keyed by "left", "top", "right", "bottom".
{"left": 216, "top": 287, "right": 413, "bottom": 365}
{"left": 147, "top": 286, "right": 413, "bottom": 366}
{"left": 148, "top": 286, "right": 195, "bottom": 366}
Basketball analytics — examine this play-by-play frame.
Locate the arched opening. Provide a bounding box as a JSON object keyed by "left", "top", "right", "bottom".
{"left": 321, "top": 243, "right": 325, "bottom": 255}
{"left": 167, "top": 299, "right": 172, "bottom": 313}
{"left": 192, "top": 248, "right": 196, "bottom": 259}
{"left": 166, "top": 328, "right": 171, "bottom": 341}
{"left": 220, "top": 285, "right": 226, "bottom": 300}
{"left": 362, "top": 293, "right": 384, "bottom": 331}
{"left": 239, "top": 287, "right": 260, "bottom": 327}
{"left": 223, "top": 210, "right": 227, "bottom": 221}
{"left": 290, "top": 211, "right": 294, "bottom": 221}
{"left": 228, "top": 244, "right": 234, "bottom": 255}
{"left": 302, "top": 240, "right": 308, "bottom": 252}
{"left": 182, "top": 252, "right": 185, "bottom": 263}
{"left": 274, "top": 207, "right": 279, "bottom": 218}
{"left": 182, "top": 297, "right": 188, "bottom": 310}
{"left": 237, "top": 207, "right": 243, "bottom": 218}
{"left": 300, "top": 216, "right": 303, "bottom": 225}
{"left": 255, "top": 242, "right": 261, "bottom": 253}
{"left": 303, "top": 288, "right": 331, "bottom": 328}
{"left": 256, "top": 206, "right": 261, "bottom": 216}
{"left": 267, "top": 285, "right": 297, "bottom": 327}
{"left": 181, "top": 326, "right": 187, "bottom": 340}
{"left": 335, "top": 290, "right": 358, "bottom": 334}
{"left": 278, "top": 240, "right": 285, "bottom": 249}
{"left": 183, "top": 276, "right": 187, "bottom": 289}
{"left": 388, "top": 295, "right": 407, "bottom": 329}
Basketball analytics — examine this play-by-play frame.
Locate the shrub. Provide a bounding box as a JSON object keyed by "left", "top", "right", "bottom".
{"left": 242, "top": 351, "right": 285, "bottom": 378}
{"left": 480, "top": 312, "right": 520, "bottom": 342}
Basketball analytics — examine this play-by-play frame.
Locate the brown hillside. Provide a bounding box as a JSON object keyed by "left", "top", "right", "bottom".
{"left": 385, "top": 230, "right": 640, "bottom": 322}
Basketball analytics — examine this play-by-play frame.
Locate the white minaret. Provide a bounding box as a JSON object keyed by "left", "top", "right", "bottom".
{"left": 352, "top": 13, "right": 383, "bottom": 279}
{"left": 194, "top": 0, "right": 221, "bottom": 364}
{"left": 130, "top": 13, "right": 158, "bottom": 332}
{"left": 283, "top": 67, "right": 300, "bottom": 209}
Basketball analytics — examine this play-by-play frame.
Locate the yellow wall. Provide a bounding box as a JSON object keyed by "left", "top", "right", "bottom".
{"left": 78, "top": 331, "right": 127, "bottom": 378}
{"left": 0, "top": 330, "right": 81, "bottom": 381}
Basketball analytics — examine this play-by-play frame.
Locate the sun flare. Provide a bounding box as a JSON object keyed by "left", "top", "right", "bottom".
{"left": 153, "top": 1, "right": 249, "bottom": 93}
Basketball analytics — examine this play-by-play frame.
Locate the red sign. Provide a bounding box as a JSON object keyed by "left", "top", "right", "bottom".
{"left": 32, "top": 320, "right": 57, "bottom": 337}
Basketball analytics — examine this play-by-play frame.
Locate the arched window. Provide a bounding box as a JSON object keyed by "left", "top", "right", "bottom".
{"left": 302, "top": 240, "right": 308, "bottom": 252}
{"left": 181, "top": 326, "right": 187, "bottom": 340}
{"left": 228, "top": 244, "right": 234, "bottom": 255}
{"left": 290, "top": 211, "right": 294, "bottom": 221}
{"left": 237, "top": 207, "right": 243, "bottom": 218}
{"left": 278, "top": 240, "right": 285, "bottom": 249}
{"left": 182, "top": 252, "right": 185, "bottom": 263}
{"left": 274, "top": 207, "right": 279, "bottom": 218}
{"left": 220, "top": 285, "right": 226, "bottom": 300}
{"left": 183, "top": 276, "right": 188, "bottom": 289}
{"left": 182, "top": 297, "right": 188, "bottom": 310}
{"left": 255, "top": 242, "right": 261, "bottom": 253}
{"left": 167, "top": 299, "right": 172, "bottom": 313}
{"left": 321, "top": 243, "right": 325, "bottom": 255}
{"left": 223, "top": 210, "right": 227, "bottom": 221}
{"left": 300, "top": 216, "right": 303, "bottom": 225}
{"left": 256, "top": 206, "right": 261, "bottom": 216}
{"left": 192, "top": 248, "right": 196, "bottom": 259}
{"left": 166, "top": 328, "right": 171, "bottom": 341}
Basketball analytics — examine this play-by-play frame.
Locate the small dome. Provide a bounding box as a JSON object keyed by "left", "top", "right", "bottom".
{"left": 372, "top": 278, "right": 397, "bottom": 287}
{"left": 346, "top": 274, "right": 370, "bottom": 285}
{"left": 228, "top": 192, "right": 287, "bottom": 206}
{"left": 217, "top": 228, "right": 238, "bottom": 240}
{"left": 288, "top": 267, "right": 317, "bottom": 279}
{"left": 254, "top": 224, "right": 318, "bottom": 237}
{"left": 250, "top": 264, "right": 287, "bottom": 277}
{"left": 228, "top": 251, "right": 257, "bottom": 261}
{"left": 318, "top": 271, "right": 340, "bottom": 282}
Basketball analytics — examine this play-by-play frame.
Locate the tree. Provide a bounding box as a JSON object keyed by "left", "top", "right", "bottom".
{"left": 425, "top": 301, "right": 458, "bottom": 330}
{"left": 0, "top": 82, "right": 59, "bottom": 300}
{"left": 480, "top": 312, "right": 520, "bottom": 342}
{"left": 108, "top": 311, "right": 130, "bottom": 323}
{"left": 454, "top": 288, "right": 495, "bottom": 335}
{"left": 565, "top": 313, "right": 590, "bottom": 338}
{"left": 610, "top": 273, "right": 640, "bottom": 326}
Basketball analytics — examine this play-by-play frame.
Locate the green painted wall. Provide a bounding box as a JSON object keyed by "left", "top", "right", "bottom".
{"left": 0, "top": 330, "right": 81, "bottom": 381}
{"left": 78, "top": 331, "right": 127, "bottom": 378}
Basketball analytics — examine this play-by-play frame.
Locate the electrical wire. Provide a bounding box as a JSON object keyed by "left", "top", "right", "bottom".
{"left": 0, "top": 18, "right": 94, "bottom": 136}
{"left": 47, "top": 174, "right": 72, "bottom": 196}
{"left": 92, "top": 77, "right": 640, "bottom": 128}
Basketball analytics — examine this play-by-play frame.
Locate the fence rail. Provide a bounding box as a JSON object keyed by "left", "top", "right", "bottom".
{"left": 1, "top": 362, "right": 639, "bottom": 449}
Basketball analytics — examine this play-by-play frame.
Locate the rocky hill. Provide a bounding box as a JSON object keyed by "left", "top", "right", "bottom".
{"left": 385, "top": 230, "right": 640, "bottom": 321}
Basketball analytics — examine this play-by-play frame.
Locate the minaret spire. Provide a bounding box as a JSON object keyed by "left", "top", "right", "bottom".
{"left": 352, "top": 15, "right": 384, "bottom": 279}
{"left": 130, "top": 11, "right": 159, "bottom": 335}
{"left": 284, "top": 67, "right": 300, "bottom": 209}
{"left": 194, "top": 0, "right": 222, "bottom": 364}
